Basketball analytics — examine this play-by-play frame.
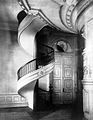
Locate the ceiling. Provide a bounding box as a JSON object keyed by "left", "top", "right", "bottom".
{"left": 0, "top": 0, "right": 77, "bottom": 32}
{"left": 0, "top": 0, "right": 22, "bottom": 31}
{"left": 0, "top": 0, "right": 93, "bottom": 34}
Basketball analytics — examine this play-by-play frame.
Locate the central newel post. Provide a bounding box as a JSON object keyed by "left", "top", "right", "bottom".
{"left": 82, "top": 20, "right": 93, "bottom": 120}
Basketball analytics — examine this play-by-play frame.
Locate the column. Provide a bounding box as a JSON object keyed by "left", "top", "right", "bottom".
{"left": 82, "top": 20, "right": 93, "bottom": 120}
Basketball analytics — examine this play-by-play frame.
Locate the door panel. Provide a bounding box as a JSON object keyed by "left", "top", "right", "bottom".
{"left": 52, "top": 52, "right": 77, "bottom": 104}
{"left": 64, "top": 79, "right": 73, "bottom": 92}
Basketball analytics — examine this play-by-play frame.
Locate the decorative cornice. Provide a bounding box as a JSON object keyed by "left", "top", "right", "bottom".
{"left": 71, "top": 0, "right": 93, "bottom": 32}
{"left": 57, "top": 0, "right": 78, "bottom": 33}
{"left": 59, "top": 5, "right": 75, "bottom": 33}
{"left": 18, "top": 0, "right": 77, "bottom": 33}
{"left": 17, "top": 0, "right": 93, "bottom": 33}
{"left": 66, "top": 4, "right": 76, "bottom": 29}
{"left": 18, "top": 0, "right": 63, "bottom": 31}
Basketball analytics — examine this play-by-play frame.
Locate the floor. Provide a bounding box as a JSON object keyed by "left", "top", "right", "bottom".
{"left": 0, "top": 104, "right": 87, "bottom": 120}
{"left": 0, "top": 90, "right": 87, "bottom": 120}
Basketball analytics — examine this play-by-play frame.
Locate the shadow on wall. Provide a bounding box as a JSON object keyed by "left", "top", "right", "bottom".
{"left": 76, "top": 35, "right": 85, "bottom": 114}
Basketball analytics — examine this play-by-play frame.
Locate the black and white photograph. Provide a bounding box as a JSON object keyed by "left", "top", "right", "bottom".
{"left": 0, "top": 0, "right": 92, "bottom": 120}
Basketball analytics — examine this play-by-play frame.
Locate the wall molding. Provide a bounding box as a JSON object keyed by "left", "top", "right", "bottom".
{"left": 0, "top": 94, "right": 28, "bottom": 108}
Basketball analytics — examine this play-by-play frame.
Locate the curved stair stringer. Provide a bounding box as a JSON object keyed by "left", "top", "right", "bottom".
{"left": 17, "top": 13, "right": 55, "bottom": 110}
{"left": 17, "top": 61, "right": 55, "bottom": 109}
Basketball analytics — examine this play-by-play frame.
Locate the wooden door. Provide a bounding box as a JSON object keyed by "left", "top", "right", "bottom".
{"left": 52, "top": 52, "right": 77, "bottom": 104}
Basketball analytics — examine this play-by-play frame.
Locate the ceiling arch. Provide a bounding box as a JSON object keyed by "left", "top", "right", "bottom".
{"left": 17, "top": 0, "right": 93, "bottom": 34}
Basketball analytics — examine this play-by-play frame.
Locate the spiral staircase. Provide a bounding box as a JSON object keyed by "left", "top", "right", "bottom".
{"left": 17, "top": 0, "right": 93, "bottom": 119}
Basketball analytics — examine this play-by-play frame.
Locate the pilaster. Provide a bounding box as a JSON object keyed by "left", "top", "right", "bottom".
{"left": 82, "top": 20, "right": 93, "bottom": 120}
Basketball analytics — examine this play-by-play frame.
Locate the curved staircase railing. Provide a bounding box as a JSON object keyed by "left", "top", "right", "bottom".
{"left": 17, "top": 10, "right": 55, "bottom": 109}
{"left": 17, "top": 43, "right": 55, "bottom": 84}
